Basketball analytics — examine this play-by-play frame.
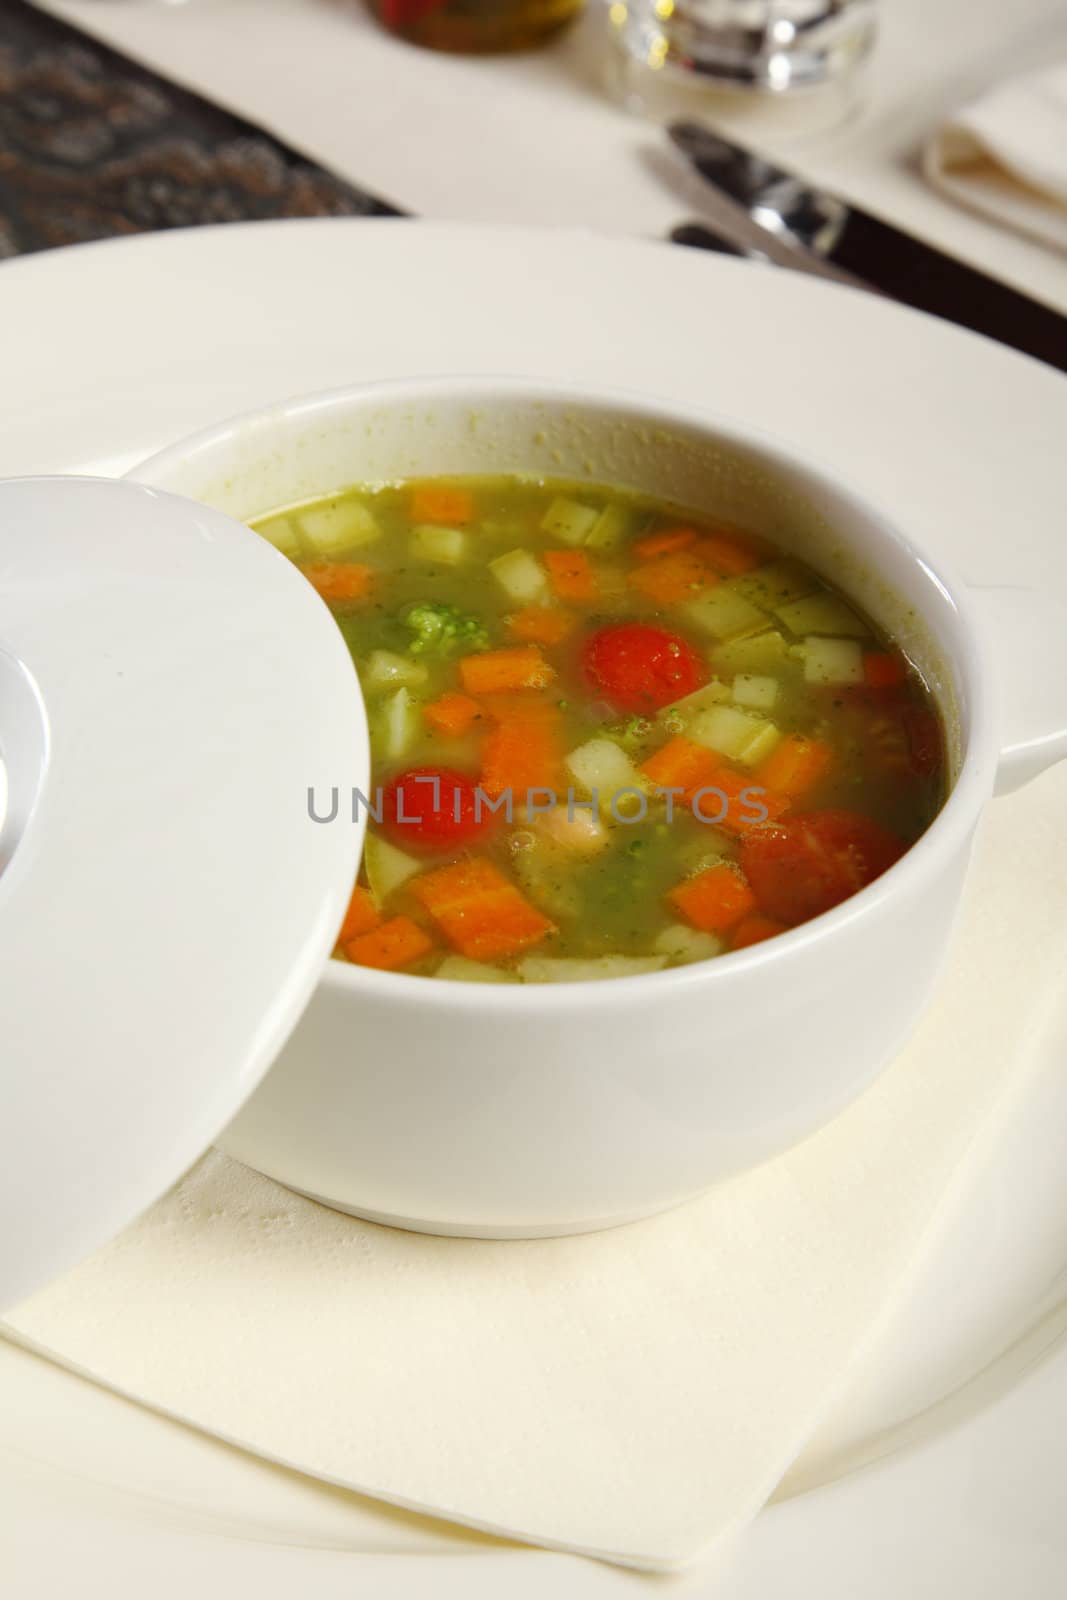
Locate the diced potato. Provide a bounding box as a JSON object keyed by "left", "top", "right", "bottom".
{"left": 733, "top": 560, "right": 817, "bottom": 611}
{"left": 564, "top": 738, "right": 643, "bottom": 799}
{"left": 802, "top": 636, "right": 865, "bottom": 685}
{"left": 518, "top": 954, "right": 668, "bottom": 983}
{"left": 740, "top": 722, "right": 782, "bottom": 764}
{"left": 380, "top": 686, "right": 420, "bottom": 761}
{"left": 711, "top": 628, "right": 789, "bottom": 676}
{"left": 489, "top": 547, "right": 548, "bottom": 604}
{"left": 363, "top": 650, "right": 429, "bottom": 693}
{"left": 411, "top": 523, "right": 468, "bottom": 565}
{"left": 682, "top": 585, "right": 767, "bottom": 642}
{"left": 654, "top": 923, "right": 723, "bottom": 964}
{"left": 687, "top": 704, "right": 760, "bottom": 759}
{"left": 688, "top": 705, "right": 782, "bottom": 766}
{"left": 363, "top": 833, "right": 421, "bottom": 904}
{"left": 659, "top": 678, "right": 731, "bottom": 728}
{"left": 666, "top": 681, "right": 732, "bottom": 716}
{"left": 526, "top": 804, "right": 609, "bottom": 856}
{"left": 732, "top": 674, "right": 779, "bottom": 710}
{"left": 775, "top": 593, "right": 869, "bottom": 637}
{"left": 540, "top": 497, "right": 599, "bottom": 546}
{"left": 435, "top": 956, "right": 515, "bottom": 983}
{"left": 255, "top": 514, "right": 301, "bottom": 559}
{"left": 300, "top": 499, "right": 381, "bottom": 555}
{"left": 585, "top": 503, "right": 630, "bottom": 550}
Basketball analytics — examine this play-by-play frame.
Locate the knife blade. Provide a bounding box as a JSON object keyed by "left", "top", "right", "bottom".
{"left": 668, "top": 121, "right": 1067, "bottom": 376}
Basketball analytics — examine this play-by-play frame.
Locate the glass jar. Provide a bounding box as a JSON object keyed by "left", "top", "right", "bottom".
{"left": 371, "top": 0, "right": 584, "bottom": 53}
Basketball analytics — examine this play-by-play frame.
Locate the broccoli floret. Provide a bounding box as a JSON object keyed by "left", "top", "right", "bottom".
{"left": 402, "top": 601, "right": 490, "bottom": 657}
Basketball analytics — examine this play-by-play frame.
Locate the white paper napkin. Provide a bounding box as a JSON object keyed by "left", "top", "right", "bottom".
{"left": 924, "top": 63, "right": 1067, "bottom": 255}
{"left": 5, "top": 766, "right": 1067, "bottom": 1572}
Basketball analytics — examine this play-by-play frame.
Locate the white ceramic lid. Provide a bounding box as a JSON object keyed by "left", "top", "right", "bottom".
{"left": 0, "top": 477, "right": 368, "bottom": 1313}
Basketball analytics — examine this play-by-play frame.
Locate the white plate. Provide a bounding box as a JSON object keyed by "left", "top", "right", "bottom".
{"left": 3, "top": 219, "right": 1067, "bottom": 1596}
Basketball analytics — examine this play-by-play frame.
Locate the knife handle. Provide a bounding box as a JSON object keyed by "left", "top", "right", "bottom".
{"left": 830, "top": 210, "right": 1067, "bottom": 376}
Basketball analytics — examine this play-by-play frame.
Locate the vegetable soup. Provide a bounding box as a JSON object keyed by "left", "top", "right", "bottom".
{"left": 253, "top": 477, "right": 945, "bottom": 982}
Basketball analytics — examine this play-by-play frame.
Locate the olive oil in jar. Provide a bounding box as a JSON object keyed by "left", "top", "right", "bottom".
{"left": 371, "top": 0, "right": 583, "bottom": 53}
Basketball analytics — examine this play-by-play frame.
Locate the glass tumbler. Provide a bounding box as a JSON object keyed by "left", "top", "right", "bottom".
{"left": 609, "top": 0, "right": 877, "bottom": 91}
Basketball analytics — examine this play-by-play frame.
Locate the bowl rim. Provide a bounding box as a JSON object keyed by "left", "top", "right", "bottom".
{"left": 131, "top": 371, "right": 1000, "bottom": 1011}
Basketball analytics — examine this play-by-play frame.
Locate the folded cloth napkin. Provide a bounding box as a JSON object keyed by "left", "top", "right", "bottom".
{"left": 4, "top": 766, "right": 1066, "bottom": 1572}
{"left": 924, "top": 63, "right": 1067, "bottom": 255}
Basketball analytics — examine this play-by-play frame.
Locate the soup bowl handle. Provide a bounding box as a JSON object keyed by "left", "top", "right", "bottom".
{"left": 966, "top": 583, "right": 1067, "bottom": 796}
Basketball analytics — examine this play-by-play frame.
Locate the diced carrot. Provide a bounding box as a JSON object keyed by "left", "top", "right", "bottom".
{"left": 628, "top": 550, "right": 719, "bottom": 606}
{"left": 478, "top": 692, "right": 562, "bottom": 726}
{"left": 669, "top": 864, "right": 758, "bottom": 934}
{"left": 339, "top": 883, "right": 380, "bottom": 943}
{"left": 730, "top": 914, "right": 788, "bottom": 950}
{"left": 755, "top": 734, "right": 834, "bottom": 804}
{"left": 481, "top": 714, "right": 563, "bottom": 801}
{"left": 690, "top": 529, "right": 763, "bottom": 577}
{"left": 409, "top": 484, "right": 474, "bottom": 525}
{"left": 633, "top": 526, "right": 698, "bottom": 562}
{"left": 641, "top": 740, "right": 790, "bottom": 829}
{"left": 300, "top": 562, "right": 373, "bottom": 605}
{"left": 343, "top": 915, "right": 433, "bottom": 971}
{"left": 701, "top": 764, "right": 791, "bottom": 834}
{"left": 459, "top": 646, "right": 555, "bottom": 695}
{"left": 863, "top": 650, "right": 907, "bottom": 690}
{"left": 411, "top": 858, "right": 497, "bottom": 915}
{"left": 423, "top": 692, "right": 483, "bottom": 738}
{"left": 640, "top": 736, "right": 721, "bottom": 797}
{"left": 544, "top": 549, "right": 599, "bottom": 603}
{"left": 410, "top": 858, "right": 555, "bottom": 960}
{"left": 506, "top": 605, "right": 577, "bottom": 646}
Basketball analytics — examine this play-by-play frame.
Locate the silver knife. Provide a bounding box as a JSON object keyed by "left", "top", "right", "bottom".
{"left": 667, "top": 121, "right": 1067, "bottom": 375}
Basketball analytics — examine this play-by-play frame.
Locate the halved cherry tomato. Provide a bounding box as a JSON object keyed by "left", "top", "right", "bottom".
{"left": 739, "top": 809, "right": 906, "bottom": 926}
{"left": 580, "top": 622, "right": 707, "bottom": 713}
{"left": 381, "top": 767, "right": 495, "bottom": 854}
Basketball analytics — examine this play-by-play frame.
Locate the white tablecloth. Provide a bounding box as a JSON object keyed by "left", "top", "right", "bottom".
{"left": 37, "top": 0, "right": 1067, "bottom": 314}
